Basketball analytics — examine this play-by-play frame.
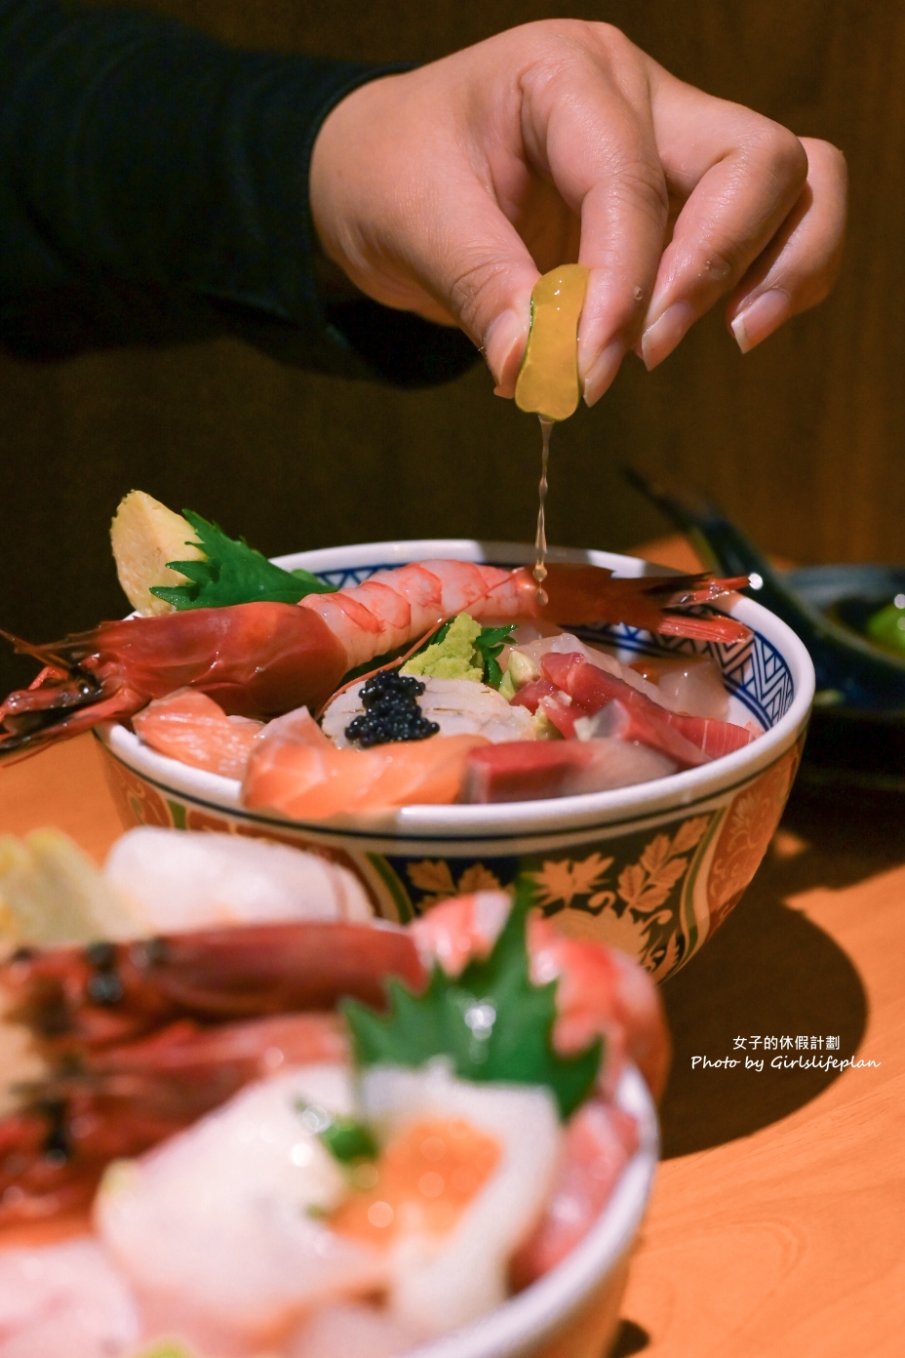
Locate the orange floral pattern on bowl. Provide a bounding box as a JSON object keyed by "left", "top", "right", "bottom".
{"left": 100, "top": 743, "right": 802, "bottom": 979}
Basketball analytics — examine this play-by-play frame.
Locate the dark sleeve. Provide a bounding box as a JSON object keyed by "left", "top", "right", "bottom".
{"left": 0, "top": 0, "right": 477, "bottom": 384}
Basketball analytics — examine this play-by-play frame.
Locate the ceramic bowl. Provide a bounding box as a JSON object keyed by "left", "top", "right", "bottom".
{"left": 407, "top": 1066, "right": 658, "bottom": 1358}
{"left": 96, "top": 539, "right": 815, "bottom": 980}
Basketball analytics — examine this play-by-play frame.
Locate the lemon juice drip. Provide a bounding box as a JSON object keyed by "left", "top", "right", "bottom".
{"left": 533, "top": 417, "right": 554, "bottom": 605}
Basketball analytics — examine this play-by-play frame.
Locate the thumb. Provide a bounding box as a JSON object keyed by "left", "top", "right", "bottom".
{"left": 419, "top": 185, "right": 540, "bottom": 395}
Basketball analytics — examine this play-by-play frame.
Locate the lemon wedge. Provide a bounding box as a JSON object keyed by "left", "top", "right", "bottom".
{"left": 514, "top": 265, "right": 589, "bottom": 421}
{"left": 0, "top": 829, "right": 139, "bottom": 948}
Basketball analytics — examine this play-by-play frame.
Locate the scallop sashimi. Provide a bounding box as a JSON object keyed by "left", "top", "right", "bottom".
{"left": 104, "top": 827, "right": 373, "bottom": 930}
{"left": 321, "top": 674, "right": 535, "bottom": 748}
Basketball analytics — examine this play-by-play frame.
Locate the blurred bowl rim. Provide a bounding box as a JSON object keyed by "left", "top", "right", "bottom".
{"left": 98, "top": 538, "right": 816, "bottom": 837}
{"left": 404, "top": 1063, "right": 659, "bottom": 1358}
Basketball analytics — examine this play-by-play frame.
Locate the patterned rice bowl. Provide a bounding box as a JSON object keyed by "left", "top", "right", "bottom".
{"left": 96, "top": 539, "right": 815, "bottom": 981}
{"left": 406, "top": 1064, "right": 658, "bottom": 1358}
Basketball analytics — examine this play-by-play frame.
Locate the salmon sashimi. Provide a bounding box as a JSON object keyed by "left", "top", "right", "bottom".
{"left": 242, "top": 710, "right": 488, "bottom": 820}
{"left": 132, "top": 688, "right": 263, "bottom": 779}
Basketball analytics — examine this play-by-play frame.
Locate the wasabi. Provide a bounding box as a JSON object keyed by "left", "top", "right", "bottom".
{"left": 402, "top": 614, "right": 486, "bottom": 683}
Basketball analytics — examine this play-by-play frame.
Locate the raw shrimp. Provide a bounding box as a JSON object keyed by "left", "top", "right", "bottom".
{"left": 411, "top": 891, "right": 670, "bottom": 1101}
{"left": 0, "top": 559, "right": 749, "bottom": 758}
{"left": 0, "top": 895, "right": 661, "bottom": 1355}
{"left": 0, "top": 1012, "right": 348, "bottom": 1222}
{"left": 0, "top": 916, "right": 423, "bottom": 1223}
{"left": 0, "top": 894, "right": 666, "bottom": 1229}
{"left": 242, "top": 705, "right": 488, "bottom": 820}
{"left": 2, "top": 919, "right": 424, "bottom": 1053}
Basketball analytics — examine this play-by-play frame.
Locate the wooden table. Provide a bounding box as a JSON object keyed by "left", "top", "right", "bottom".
{"left": 2, "top": 552, "right": 904, "bottom": 1358}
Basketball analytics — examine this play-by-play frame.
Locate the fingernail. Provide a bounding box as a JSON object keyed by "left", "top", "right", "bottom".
{"left": 582, "top": 339, "right": 625, "bottom": 407}
{"left": 640, "top": 301, "right": 695, "bottom": 370}
{"left": 487, "top": 308, "right": 527, "bottom": 397}
{"left": 731, "top": 290, "right": 792, "bottom": 354}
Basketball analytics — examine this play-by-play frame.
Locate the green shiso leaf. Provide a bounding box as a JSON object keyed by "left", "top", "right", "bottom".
{"left": 150, "top": 510, "right": 335, "bottom": 610}
{"left": 342, "top": 897, "right": 602, "bottom": 1121}
{"left": 473, "top": 623, "right": 516, "bottom": 688}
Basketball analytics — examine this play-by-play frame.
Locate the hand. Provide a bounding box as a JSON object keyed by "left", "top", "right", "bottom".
{"left": 310, "top": 19, "right": 847, "bottom": 405}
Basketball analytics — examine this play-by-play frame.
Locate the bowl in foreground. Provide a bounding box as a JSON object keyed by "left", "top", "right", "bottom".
{"left": 405, "top": 1065, "right": 658, "bottom": 1358}
{"left": 97, "top": 539, "right": 815, "bottom": 980}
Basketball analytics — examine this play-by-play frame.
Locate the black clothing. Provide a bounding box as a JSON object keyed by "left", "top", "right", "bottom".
{"left": 0, "top": 0, "right": 476, "bottom": 383}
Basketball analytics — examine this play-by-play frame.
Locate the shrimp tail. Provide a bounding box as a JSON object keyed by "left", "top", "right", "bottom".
{"left": 0, "top": 603, "right": 348, "bottom": 762}
{"left": 534, "top": 565, "right": 751, "bottom": 644}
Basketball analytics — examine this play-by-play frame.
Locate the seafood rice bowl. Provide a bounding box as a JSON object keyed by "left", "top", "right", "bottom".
{"left": 92, "top": 539, "right": 815, "bottom": 981}
{"left": 0, "top": 839, "right": 662, "bottom": 1358}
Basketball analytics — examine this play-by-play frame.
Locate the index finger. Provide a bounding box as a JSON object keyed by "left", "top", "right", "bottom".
{"left": 639, "top": 75, "right": 810, "bottom": 368}
{"left": 527, "top": 56, "right": 672, "bottom": 404}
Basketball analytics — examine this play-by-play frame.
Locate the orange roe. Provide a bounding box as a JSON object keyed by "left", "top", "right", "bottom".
{"left": 330, "top": 1117, "right": 500, "bottom": 1244}
{"left": 628, "top": 658, "right": 668, "bottom": 684}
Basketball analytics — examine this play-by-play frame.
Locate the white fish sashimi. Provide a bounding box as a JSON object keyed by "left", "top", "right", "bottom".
{"left": 322, "top": 677, "right": 535, "bottom": 748}
{"left": 103, "top": 829, "right": 373, "bottom": 931}
{"left": 95, "top": 1064, "right": 387, "bottom": 1355}
{"left": 0, "top": 1238, "right": 141, "bottom": 1358}
{"left": 360, "top": 1063, "right": 562, "bottom": 1337}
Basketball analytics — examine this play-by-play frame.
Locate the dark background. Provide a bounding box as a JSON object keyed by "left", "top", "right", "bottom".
{"left": 3, "top": 1, "right": 900, "bottom": 695}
